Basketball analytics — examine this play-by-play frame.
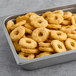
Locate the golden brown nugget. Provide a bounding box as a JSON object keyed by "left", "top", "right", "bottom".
{"left": 65, "top": 38, "right": 76, "bottom": 50}
{"left": 39, "top": 42, "right": 51, "bottom": 47}
{"left": 36, "top": 52, "right": 51, "bottom": 58}
{"left": 32, "top": 27, "right": 49, "bottom": 42}
{"left": 24, "top": 23, "right": 34, "bottom": 30}
{"left": 16, "top": 16, "right": 26, "bottom": 23}
{"left": 60, "top": 26, "right": 75, "bottom": 33}
{"left": 53, "top": 10, "right": 64, "bottom": 16}
{"left": 72, "top": 14, "right": 76, "bottom": 22}
{"left": 48, "top": 13, "right": 63, "bottom": 24}
{"left": 25, "top": 12, "right": 37, "bottom": 22}
{"left": 63, "top": 11, "right": 72, "bottom": 19}
{"left": 61, "top": 20, "right": 71, "bottom": 25}
{"left": 67, "top": 31, "right": 76, "bottom": 40}
{"left": 13, "top": 41, "right": 21, "bottom": 52}
{"left": 51, "top": 40, "right": 66, "bottom": 53}
{"left": 25, "top": 27, "right": 32, "bottom": 34}
{"left": 10, "top": 26, "right": 25, "bottom": 41}
{"left": 21, "top": 48, "right": 39, "bottom": 54}
{"left": 47, "top": 24, "right": 61, "bottom": 29}
{"left": 42, "top": 11, "right": 52, "bottom": 20}
{"left": 30, "top": 14, "right": 40, "bottom": 20}
{"left": 71, "top": 16, "right": 76, "bottom": 25}
{"left": 19, "top": 37, "right": 37, "bottom": 49}
{"left": 30, "top": 16, "right": 48, "bottom": 28}
{"left": 50, "top": 30, "right": 67, "bottom": 40}
{"left": 39, "top": 47, "right": 54, "bottom": 52}
{"left": 6, "top": 20, "right": 14, "bottom": 33}
{"left": 11, "top": 20, "right": 26, "bottom": 30}
{"left": 18, "top": 52, "right": 35, "bottom": 59}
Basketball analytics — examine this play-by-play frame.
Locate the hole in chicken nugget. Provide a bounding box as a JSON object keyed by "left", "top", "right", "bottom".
{"left": 58, "top": 44, "right": 62, "bottom": 49}
{"left": 39, "top": 32, "right": 43, "bottom": 36}
{"left": 15, "top": 31, "right": 19, "bottom": 35}
{"left": 26, "top": 40, "right": 31, "bottom": 43}
{"left": 38, "top": 20, "right": 42, "bottom": 23}
{"left": 57, "top": 32, "right": 61, "bottom": 36}
{"left": 71, "top": 42, "right": 75, "bottom": 47}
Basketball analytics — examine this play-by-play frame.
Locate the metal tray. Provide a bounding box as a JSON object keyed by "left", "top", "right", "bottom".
{"left": 1, "top": 4, "right": 76, "bottom": 70}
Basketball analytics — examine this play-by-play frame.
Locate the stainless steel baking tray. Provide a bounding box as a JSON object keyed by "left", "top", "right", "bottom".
{"left": 1, "top": 4, "right": 76, "bottom": 70}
